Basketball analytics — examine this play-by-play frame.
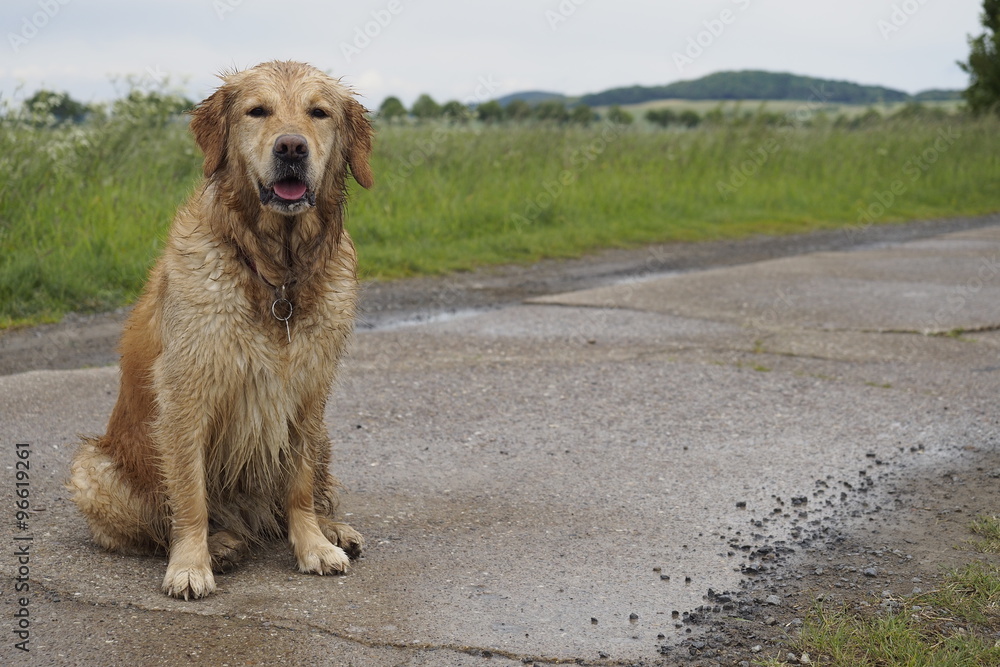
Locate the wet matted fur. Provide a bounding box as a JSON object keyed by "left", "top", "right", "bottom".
{"left": 67, "top": 61, "right": 374, "bottom": 600}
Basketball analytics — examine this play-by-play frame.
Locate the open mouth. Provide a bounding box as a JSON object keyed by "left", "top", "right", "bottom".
{"left": 258, "top": 178, "right": 316, "bottom": 210}
{"left": 273, "top": 178, "right": 308, "bottom": 201}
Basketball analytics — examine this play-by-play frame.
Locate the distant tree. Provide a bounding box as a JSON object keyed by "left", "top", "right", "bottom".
{"left": 678, "top": 109, "right": 702, "bottom": 128}
{"left": 959, "top": 0, "right": 1000, "bottom": 115}
{"left": 606, "top": 105, "right": 634, "bottom": 125}
{"left": 504, "top": 99, "right": 532, "bottom": 122}
{"left": 752, "top": 108, "right": 786, "bottom": 127}
{"left": 23, "top": 90, "right": 89, "bottom": 123}
{"left": 378, "top": 96, "right": 407, "bottom": 121}
{"left": 442, "top": 100, "right": 471, "bottom": 123}
{"left": 476, "top": 100, "right": 504, "bottom": 123}
{"left": 411, "top": 94, "right": 442, "bottom": 120}
{"left": 570, "top": 104, "right": 597, "bottom": 125}
{"left": 645, "top": 108, "right": 677, "bottom": 127}
{"left": 534, "top": 99, "right": 569, "bottom": 123}
{"left": 836, "top": 107, "right": 882, "bottom": 130}
{"left": 702, "top": 106, "right": 725, "bottom": 125}
{"left": 889, "top": 102, "right": 947, "bottom": 122}
{"left": 112, "top": 90, "right": 192, "bottom": 121}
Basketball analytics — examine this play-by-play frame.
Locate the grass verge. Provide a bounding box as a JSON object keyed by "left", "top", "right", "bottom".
{"left": 762, "top": 518, "right": 1000, "bottom": 666}
{"left": 2, "top": 112, "right": 1000, "bottom": 327}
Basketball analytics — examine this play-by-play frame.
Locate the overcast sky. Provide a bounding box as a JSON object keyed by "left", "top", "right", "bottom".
{"left": 0, "top": 0, "right": 985, "bottom": 109}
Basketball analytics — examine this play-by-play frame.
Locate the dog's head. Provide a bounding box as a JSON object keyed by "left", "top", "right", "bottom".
{"left": 190, "top": 61, "right": 373, "bottom": 216}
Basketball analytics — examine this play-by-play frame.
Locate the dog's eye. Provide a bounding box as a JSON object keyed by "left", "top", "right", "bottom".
{"left": 310, "top": 108, "right": 329, "bottom": 119}
{"left": 247, "top": 106, "right": 268, "bottom": 118}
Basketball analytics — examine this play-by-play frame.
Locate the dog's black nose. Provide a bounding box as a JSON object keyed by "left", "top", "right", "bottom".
{"left": 273, "top": 134, "right": 309, "bottom": 162}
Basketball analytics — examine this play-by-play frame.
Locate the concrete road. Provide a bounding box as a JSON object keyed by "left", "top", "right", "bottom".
{"left": 3, "top": 226, "right": 1000, "bottom": 665}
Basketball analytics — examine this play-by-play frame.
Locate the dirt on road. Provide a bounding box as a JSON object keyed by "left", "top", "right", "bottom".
{"left": 2, "top": 215, "right": 997, "bottom": 376}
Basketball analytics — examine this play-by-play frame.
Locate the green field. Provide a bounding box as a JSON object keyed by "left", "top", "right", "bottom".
{"left": 615, "top": 97, "right": 963, "bottom": 119}
{"left": 2, "top": 105, "right": 999, "bottom": 327}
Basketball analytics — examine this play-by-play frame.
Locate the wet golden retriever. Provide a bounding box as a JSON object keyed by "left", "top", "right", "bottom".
{"left": 68, "top": 61, "right": 373, "bottom": 600}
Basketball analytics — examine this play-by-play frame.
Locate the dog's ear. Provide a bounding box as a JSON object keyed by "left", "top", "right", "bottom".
{"left": 189, "top": 88, "right": 228, "bottom": 178}
{"left": 345, "top": 99, "right": 374, "bottom": 189}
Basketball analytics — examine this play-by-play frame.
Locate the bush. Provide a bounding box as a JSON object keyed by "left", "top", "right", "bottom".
{"left": 571, "top": 104, "right": 597, "bottom": 125}
{"left": 646, "top": 108, "right": 677, "bottom": 127}
{"left": 505, "top": 99, "right": 532, "bottom": 122}
{"left": 835, "top": 107, "right": 883, "bottom": 129}
{"left": 678, "top": 110, "right": 702, "bottom": 128}
{"left": 22, "top": 90, "right": 91, "bottom": 125}
{"left": 111, "top": 90, "right": 193, "bottom": 127}
{"left": 889, "top": 102, "right": 948, "bottom": 122}
{"left": 534, "top": 100, "right": 569, "bottom": 123}
{"left": 378, "top": 96, "right": 407, "bottom": 122}
{"left": 607, "top": 105, "right": 634, "bottom": 125}
{"left": 411, "top": 94, "right": 441, "bottom": 120}
{"left": 442, "top": 100, "right": 471, "bottom": 123}
{"left": 477, "top": 100, "right": 504, "bottom": 124}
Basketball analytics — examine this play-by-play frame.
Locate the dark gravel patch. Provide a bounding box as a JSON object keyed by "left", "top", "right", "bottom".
{"left": 639, "top": 446, "right": 1000, "bottom": 667}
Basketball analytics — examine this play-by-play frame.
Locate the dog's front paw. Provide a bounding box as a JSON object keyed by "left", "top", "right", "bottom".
{"left": 296, "top": 541, "right": 350, "bottom": 575}
{"left": 162, "top": 565, "right": 216, "bottom": 600}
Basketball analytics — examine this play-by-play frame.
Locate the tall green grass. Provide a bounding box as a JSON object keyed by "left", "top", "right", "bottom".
{"left": 355, "top": 119, "right": 1000, "bottom": 277}
{"left": 0, "top": 107, "right": 201, "bottom": 325}
{"left": 2, "top": 111, "right": 999, "bottom": 327}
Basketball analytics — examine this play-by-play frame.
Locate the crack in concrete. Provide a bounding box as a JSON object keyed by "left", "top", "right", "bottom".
{"left": 21, "top": 577, "right": 579, "bottom": 666}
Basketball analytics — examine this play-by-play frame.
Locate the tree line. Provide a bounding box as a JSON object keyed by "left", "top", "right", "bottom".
{"left": 378, "top": 94, "right": 603, "bottom": 125}
{"left": 9, "top": 2, "right": 1000, "bottom": 130}
{"left": 6, "top": 88, "right": 193, "bottom": 126}
{"left": 379, "top": 2, "right": 1000, "bottom": 123}
{"left": 380, "top": 93, "right": 706, "bottom": 127}
{"left": 12, "top": 87, "right": 977, "bottom": 132}
{"left": 379, "top": 93, "right": 974, "bottom": 130}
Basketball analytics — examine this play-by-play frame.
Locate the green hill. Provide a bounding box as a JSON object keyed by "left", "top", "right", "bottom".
{"left": 494, "top": 91, "right": 567, "bottom": 106}
{"left": 578, "top": 71, "right": 913, "bottom": 106}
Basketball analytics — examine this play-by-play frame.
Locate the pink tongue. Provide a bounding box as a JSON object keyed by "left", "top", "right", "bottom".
{"left": 273, "top": 180, "right": 307, "bottom": 201}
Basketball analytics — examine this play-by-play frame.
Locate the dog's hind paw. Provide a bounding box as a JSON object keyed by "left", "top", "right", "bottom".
{"left": 209, "top": 530, "right": 248, "bottom": 574}
{"left": 318, "top": 518, "right": 364, "bottom": 560}
{"left": 296, "top": 542, "right": 350, "bottom": 575}
{"left": 162, "top": 565, "right": 215, "bottom": 600}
